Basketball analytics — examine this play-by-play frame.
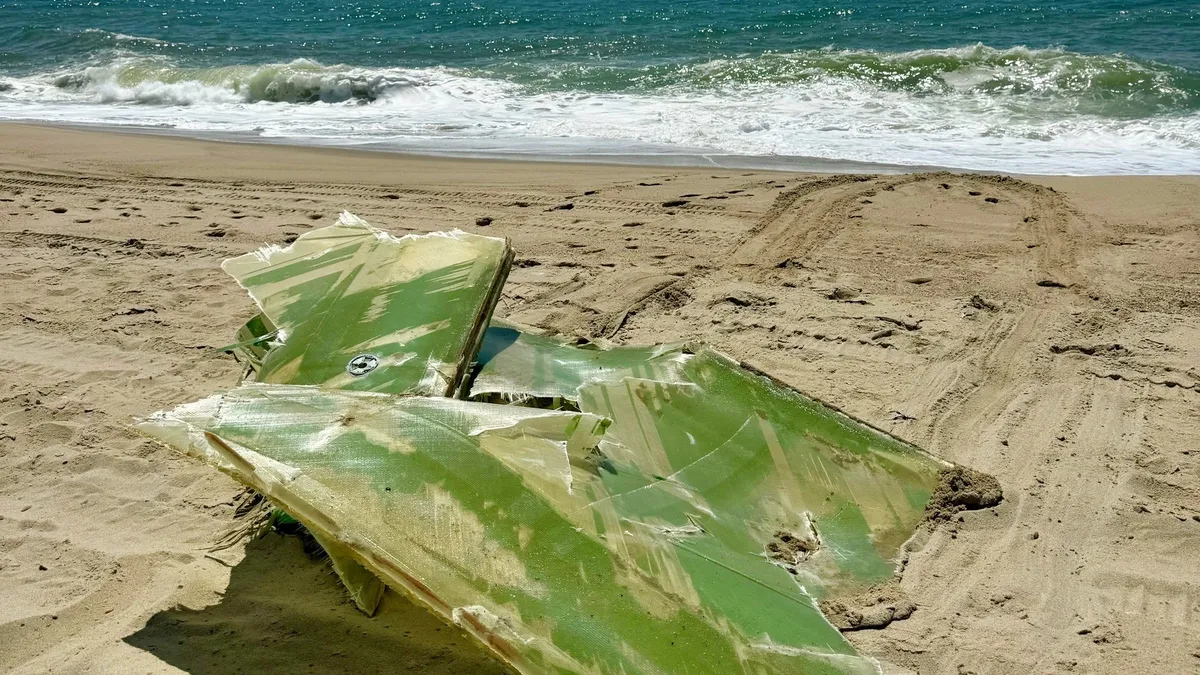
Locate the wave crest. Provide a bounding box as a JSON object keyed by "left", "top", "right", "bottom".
{"left": 514, "top": 44, "right": 1200, "bottom": 115}
{"left": 78, "top": 28, "right": 173, "bottom": 46}
{"left": 9, "top": 45, "right": 1199, "bottom": 116}
{"left": 46, "top": 58, "right": 423, "bottom": 105}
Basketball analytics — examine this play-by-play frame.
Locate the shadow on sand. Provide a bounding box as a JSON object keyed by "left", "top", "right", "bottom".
{"left": 124, "top": 533, "right": 512, "bottom": 674}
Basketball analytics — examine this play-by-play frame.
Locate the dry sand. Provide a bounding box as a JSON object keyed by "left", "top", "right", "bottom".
{"left": 1, "top": 123, "right": 1198, "bottom": 674}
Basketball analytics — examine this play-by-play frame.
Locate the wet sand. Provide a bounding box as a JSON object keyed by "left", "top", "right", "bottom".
{"left": 2, "top": 123, "right": 1198, "bottom": 674}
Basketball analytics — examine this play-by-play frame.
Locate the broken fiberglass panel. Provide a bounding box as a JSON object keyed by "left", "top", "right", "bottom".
{"left": 574, "top": 348, "right": 946, "bottom": 600}
{"left": 221, "top": 212, "right": 512, "bottom": 397}
{"left": 136, "top": 383, "right": 881, "bottom": 675}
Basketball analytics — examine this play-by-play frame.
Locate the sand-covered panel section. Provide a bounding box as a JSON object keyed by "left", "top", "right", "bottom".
{"left": 0, "top": 123, "right": 1198, "bottom": 674}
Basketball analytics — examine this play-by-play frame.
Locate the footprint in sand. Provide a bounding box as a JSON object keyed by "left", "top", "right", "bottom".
{"left": 30, "top": 421, "right": 78, "bottom": 447}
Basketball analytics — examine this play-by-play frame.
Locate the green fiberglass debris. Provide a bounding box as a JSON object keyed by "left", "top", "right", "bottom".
{"left": 468, "top": 320, "right": 691, "bottom": 405}
{"left": 222, "top": 211, "right": 512, "bottom": 396}
{"left": 139, "top": 214, "right": 954, "bottom": 675}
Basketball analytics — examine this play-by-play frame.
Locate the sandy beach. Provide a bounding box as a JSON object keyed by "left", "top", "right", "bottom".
{"left": 1, "top": 123, "right": 1198, "bottom": 674}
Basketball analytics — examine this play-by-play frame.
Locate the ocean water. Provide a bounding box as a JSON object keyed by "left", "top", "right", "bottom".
{"left": 1, "top": 0, "right": 1197, "bottom": 174}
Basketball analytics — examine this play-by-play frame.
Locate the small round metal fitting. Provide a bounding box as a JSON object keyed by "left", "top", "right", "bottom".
{"left": 346, "top": 354, "right": 379, "bottom": 377}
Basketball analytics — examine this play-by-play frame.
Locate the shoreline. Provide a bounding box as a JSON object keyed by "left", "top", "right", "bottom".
{"left": 4, "top": 122, "right": 1199, "bottom": 184}
{"left": 5, "top": 120, "right": 964, "bottom": 176}
{"left": 2, "top": 122, "right": 1199, "bottom": 675}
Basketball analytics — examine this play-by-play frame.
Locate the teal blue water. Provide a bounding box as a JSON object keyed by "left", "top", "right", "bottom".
{"left": 1, "top": 0, "right": 1197, "bottom": 173}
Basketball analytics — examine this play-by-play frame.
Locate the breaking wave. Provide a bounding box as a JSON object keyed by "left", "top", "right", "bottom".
{"left": 519, "top": 44, "right": 1200, "bottom": 116}
{"left": 10, "top": 46, "right": 1200, "bottom": 112}
{"left": 37, "top": 58, "right": 416, "bottom": 105}
{"left": 1, "top": 46, "right": 1198, "bottom": 174}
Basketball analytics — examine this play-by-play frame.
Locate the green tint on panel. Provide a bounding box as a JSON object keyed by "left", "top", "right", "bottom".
{"left": 469, "top": 322, "right": 690, "bottom": 404}
{"left": 222, "top": 213, "right": 512, "bottom": 396}
{"left": 574, "top": 349, "right": 944, "bottom": 598}
{"left": 136, "top": 385, "right": 879, "bottom": 675}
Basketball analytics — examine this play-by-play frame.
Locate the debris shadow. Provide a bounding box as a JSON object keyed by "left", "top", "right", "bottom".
{"left": 124, "top": 533, "right": 511, "bottom": 674}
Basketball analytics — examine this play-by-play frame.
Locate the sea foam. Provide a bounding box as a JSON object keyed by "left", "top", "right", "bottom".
{"left": 1, "top": 48, "right": 1197, "bottom": 174}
